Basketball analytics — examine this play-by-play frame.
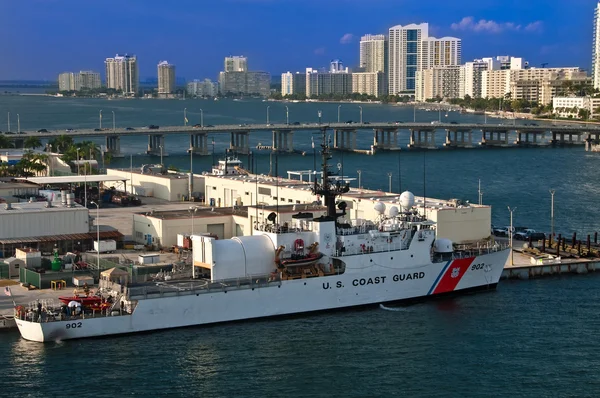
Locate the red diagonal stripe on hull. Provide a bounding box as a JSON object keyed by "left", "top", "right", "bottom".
{"left": 432, "top": 257, "right": 476, "bottom": 294}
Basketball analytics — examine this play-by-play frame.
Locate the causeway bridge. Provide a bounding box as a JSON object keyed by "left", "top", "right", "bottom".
{"left": 6, "top": 122, "right": 600, "bottom": 156}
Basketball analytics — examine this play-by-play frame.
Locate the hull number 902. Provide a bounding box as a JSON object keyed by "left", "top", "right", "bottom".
{"left": 471, "top": 263, "right": 486, "bottom": 271}
{"left": 66, "top": 322, "right": 82, "bottom": 329}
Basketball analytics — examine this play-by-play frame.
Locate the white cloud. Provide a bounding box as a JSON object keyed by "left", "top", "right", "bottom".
{"left": 339, "top": 33, "right": 354, "bottom": 44}
{"left": 525, "top": 21, "right": 543, "bottom": 32}
{"left": 451, "top": 16, "right": 542, "bottom": 34}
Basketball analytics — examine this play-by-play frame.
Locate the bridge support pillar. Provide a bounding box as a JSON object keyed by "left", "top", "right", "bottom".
{"left": 373, "top": 128, "right": 401, "bottom": 151}
{"left": 408, "top": 129, "right": 437, "bottom": 149}
{"left": 480, "top": 129, "right": 511, "bottom": 147}
{"left": 585, "top": 132, "right": 600, "bottom": 151}
{"left": 515, "top": 130, "right": 546, "bottom": 146}
{"left": 443, "top": 129, "right": 473, "bottom": 148}
{"left": 104, "top": 136, "right": 122, "bottom": 157}
{"left": 334, "top": 129, "right": 358, "bottom": 151}
{"left": 188, "top": 133, "right": 209, "bottom": 155}
{"left": 230, "top": 131, "right": 249, "bottom": 154}
{"left": 147, "top": 134, "right": 167, "bottom": 156}
{"left": 269, "top": 130, "right": 294, "bottom": 153}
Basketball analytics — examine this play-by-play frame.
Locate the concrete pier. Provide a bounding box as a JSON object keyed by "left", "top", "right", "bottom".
{"left": 373, "top": 128, "right": 401, "bottom": 151}
{"left": 230, "top": 131, "right": 250, "bottom": 154}
{"left": 584, "top": 131, "right": 600, "bottom": 151}
{"left": 480, "top": 128, "right": 511, "bottom": 147}
{"left": 147, "top": 135, "right": 167, "bottom": 156}
{"left": 270, "top": 130, "right": 294, "bottom": 153}
{"left": 104, "top": 136, "right": 122, "bottom": 157}
{"left": 188, "top": 133, "right": 209, "bottom": 155}
{"left": 333, "top": 129, "right": 358, "bottom": 151}
{"left": 551, "top": 130, "right": 585, "bottom": 146}
{"left": 408, "top": 128, "right": 437, "bottom": 149}
{"left": 515, "top": 129, "right": 547, "bottom": 147}
{"left": 443, "top": 128, "right": 474, "bottom": 148}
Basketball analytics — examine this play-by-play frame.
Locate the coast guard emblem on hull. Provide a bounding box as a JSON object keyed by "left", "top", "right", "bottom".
{"left": 451, "top": 267, "right": 460, "bottom": 278}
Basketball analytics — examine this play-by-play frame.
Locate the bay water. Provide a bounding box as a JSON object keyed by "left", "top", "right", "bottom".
{"left": 0, "top": 96, "right": 599, "bottom": 397}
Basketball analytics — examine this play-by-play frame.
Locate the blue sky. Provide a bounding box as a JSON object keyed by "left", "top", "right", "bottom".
{"left": 0, "top": 0, "right": 596, "bottom": 80}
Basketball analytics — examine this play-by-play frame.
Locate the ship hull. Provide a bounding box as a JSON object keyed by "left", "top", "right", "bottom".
{"left": 16, "top": 249, "right": 509, "bottom": 342}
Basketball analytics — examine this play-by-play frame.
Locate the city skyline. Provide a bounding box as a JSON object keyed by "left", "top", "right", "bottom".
{"left": 0, "top": 0, "right": 596, "bottom": 80}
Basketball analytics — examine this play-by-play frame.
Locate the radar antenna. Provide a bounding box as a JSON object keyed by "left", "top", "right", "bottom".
{"left": 312, "top": 127, "right": 350, "bottom": 219}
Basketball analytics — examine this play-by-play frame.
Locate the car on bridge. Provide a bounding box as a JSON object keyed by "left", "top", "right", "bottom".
{"left": 65, "top": 128, "right": 74, "bottom": 132}
{"left": 206, "top": 124, "right": 214, "bottom": 127}
{"left": 94, "top": 128, "right": 102, "bottom": 131}
{"left": 193, "top": 124, "right": 203, "bottom": 128}
{"left": 126, "top": 127, "right": 135, "bottom": 131}
{"left": 146, "top": 125, "right": 159, "bottom": 129}
{"left": 37, "top": 128, "right": 48, "bottom": 133}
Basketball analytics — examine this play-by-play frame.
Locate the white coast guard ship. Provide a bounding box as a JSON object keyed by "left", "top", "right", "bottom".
{"left": 15, "top": 133, "right": 509, "bottom": 342}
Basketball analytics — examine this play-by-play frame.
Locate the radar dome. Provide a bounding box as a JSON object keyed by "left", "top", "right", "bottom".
{"left": 433, "top": 238, "right": 453, "bottom": 253}
{"left": 374, "top": 202, "right": 386, "bottom": 214}
{"left": 399, "top": 191, "right": 415, "bottom": 211}
{"left": 389, "top": 206, "right": 399, "bottom": 217}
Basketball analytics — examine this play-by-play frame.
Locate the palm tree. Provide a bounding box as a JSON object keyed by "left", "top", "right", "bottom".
{"left": 0, "top": 134, "right": 13, "bottom": 149}
{"left": 23, "top": 136, "right": 42, "bottom": 150}
{"left": 49, "top": 135, "right": 74, "bottom": 154}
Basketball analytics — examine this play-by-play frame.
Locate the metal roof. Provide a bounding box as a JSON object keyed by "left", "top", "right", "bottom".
{"left": 16, "top": 175, "right": 128, "bottom": 185}
{"left": 0, "top": 230, "right": 123, "bottom": 245}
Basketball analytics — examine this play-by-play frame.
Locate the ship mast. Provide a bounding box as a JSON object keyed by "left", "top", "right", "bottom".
{"left": 312, "top": 127, "right": 349, "bottom": 219}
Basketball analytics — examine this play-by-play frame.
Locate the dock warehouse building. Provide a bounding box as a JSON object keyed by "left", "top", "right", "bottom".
{"left": 0, "top": 200, "right": 122, "bottom": 258}
{"left": 203, "top": 173, "right": 491, "bottom": 244}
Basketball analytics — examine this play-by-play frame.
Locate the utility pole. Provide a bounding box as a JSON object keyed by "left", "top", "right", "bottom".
{"left": 388, "top": 172, "right": 392, "bottom": 193}
{"left": 338, "top": 105, "right": 341, "bottom": 123}
{"left": 478, "top": 179, "right": 483, "bottom": 205}
{"left": 508, "top": 206, "right": 517, "bottom": 266}
{"left": 550, "top": 189, "right": 556, "bottom": 237}
{"left": 357, "top": 170, "right": 362, "bottom": 189}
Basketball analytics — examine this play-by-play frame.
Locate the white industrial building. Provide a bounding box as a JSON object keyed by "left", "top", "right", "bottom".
{"left": 202, "top": 173, "right": 491, "bottom": 245}
{"left": 106, "top": 168, "right": 205, "bottom": 202}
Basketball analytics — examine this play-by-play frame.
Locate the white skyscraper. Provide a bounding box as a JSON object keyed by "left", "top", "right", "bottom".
{"left": 388, "top": 23, "right": 428, "bottom": 94}
{"left": 105, "top": 54, "right": 139, "bottom": 95}
{"left": 58, "top": 72, "right": 74, "bottom": 91}
{"left": 224, "top": 56, "right": 248, "bottom": 72}
{"left": 593, "top": 2, "right": 600, "bottom": 89}
{"left": 388, "top": 23, "right": 460, "bottom": 95}
{"left": 359, "top": 34, "right": 387, "bottom": 73}
{"left": 157, "top": 61, "right": 176, "bottom": 94}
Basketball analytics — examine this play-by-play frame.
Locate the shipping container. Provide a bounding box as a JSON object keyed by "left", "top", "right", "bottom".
{"left": 94, "top": 240, "right": 117, "bottom": 253}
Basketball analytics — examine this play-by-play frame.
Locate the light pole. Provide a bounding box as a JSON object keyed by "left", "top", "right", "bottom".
{"left": 438, "top": 104, "right": 442, "bottom": 123}
{"left": 337, "top": 105, "right": 341, "bottom": 123}
{"left": 76, "top": 148, "right": 80, "bottom": 175}
{"left": 357, "top": 169, "right": 362, "bottom": 189}
{"left": 413, "top": 105, "right": 416, "bottom": 123}
{"left": 267, "top": 106, "right": 270, "bottom": 125}
{"left": 199, "top": 108, "right": 204, "bottom": 127}
{"left": 359, "top": 106, "right": 363, "bottom": 124}
{"left": 388, "top": 172, "right": 392, "bottom": 193}
{"left": 90, "top": 201, "right": 100, "bottom": 277}
{"left": 159, "top": 145, "right": 164, "bottom": 166}
{"left": 16, "top": 114, "right": 20, "bottom": 134}
{"left": 184, "top": 108, "right": 187, "bottom": 126}
{"left": 99, "top": 110, "right": 103, "bottom": 129}
{"left": 189, "top": 206, "right": 198, "bottom": 278}
{"left": 318, "top": 110, "right": 322, "bottom": 125}
{"left": 285, "top": 106, "right": 289, "bottom": 125}
{"left": 111, "top": 111, "right": 115, "bottom": 132}
{"left": 550, "top": 189, "right": 556, "bottom": 237}
{"left": 478, "top": 179, "right": 483, "bottom": 205}
{"left": 211, "top": 137, "right": 215, "bottom": 166}
{"left": 508, "top": 206, "right": 517, "bottom": 266}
